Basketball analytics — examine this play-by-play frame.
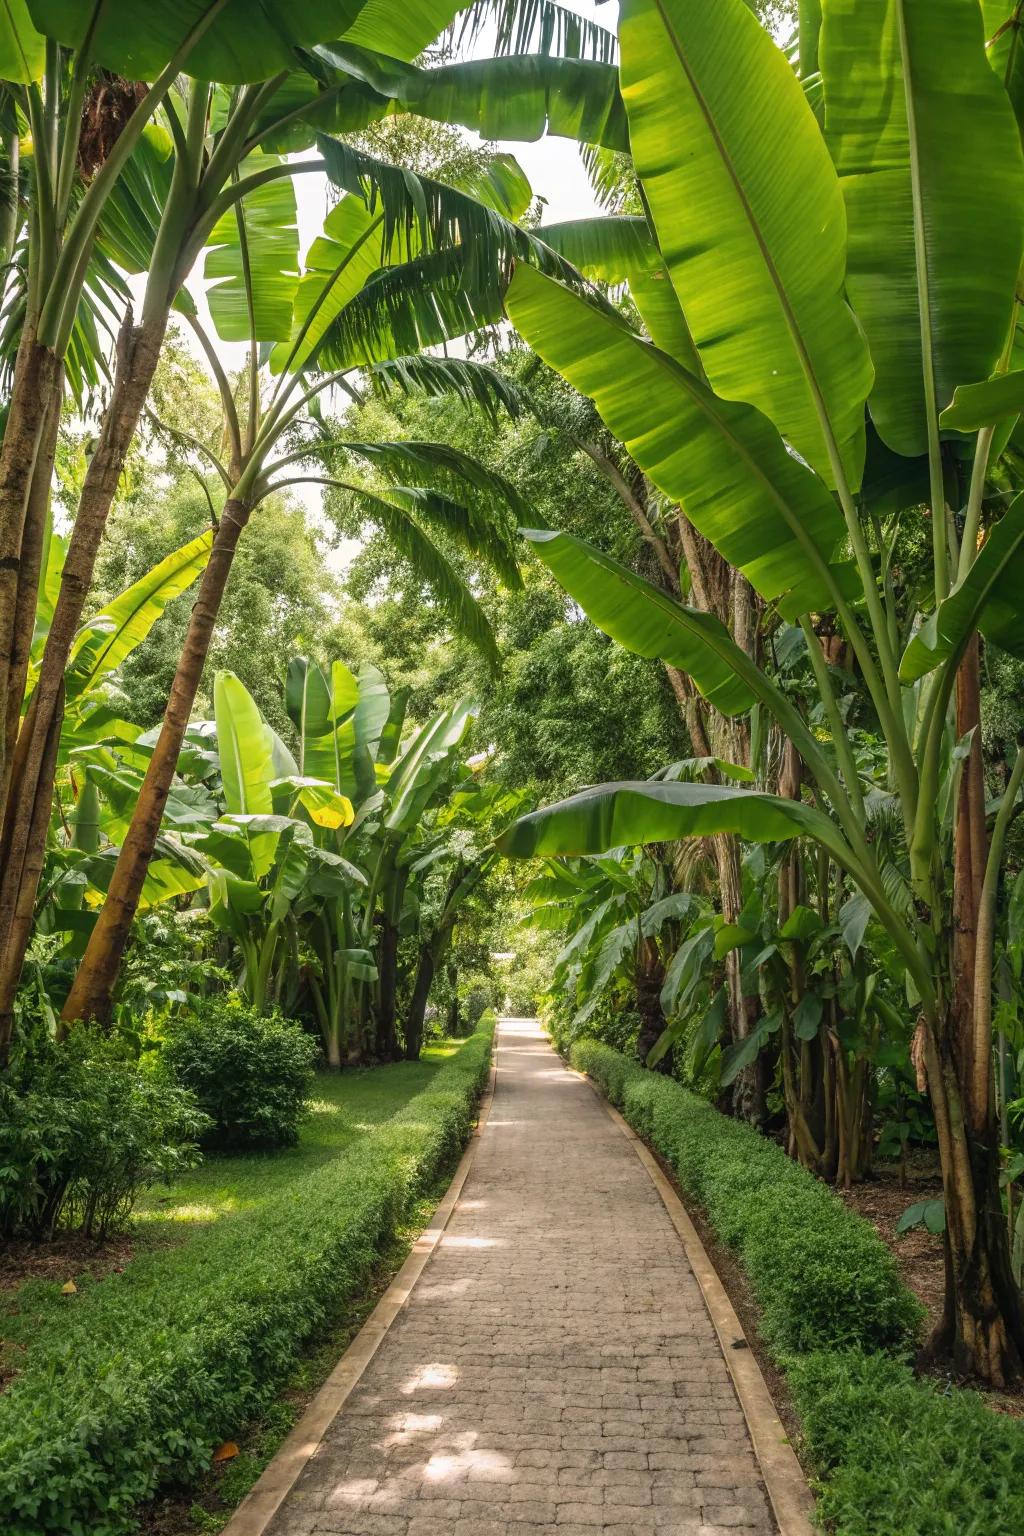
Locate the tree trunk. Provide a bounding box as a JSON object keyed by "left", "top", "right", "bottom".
{"left": 0, "top": 687, "right": 62, "bottom": 1065}
{"left": 635, "top": 967, "right": 672, "bottom": 1073}
{"left": 919, "top": 636, "right": 1024, "bottom": 1383}
{"left": 924, "top": 1026, "right": 1024, "bottom": 1384}
{"left": 61, "top": 496, "right": 252, "bottom": 1026}
{"left": 376, "top": 915, "right": 401, "bottom": 1061}
{"left": 0, "top": 328, "right": 62, "bottom": 811}
{"left": 1, "top": 374, "right": 63, "bottom": 812}
{"left": 0, "top": 313, "right": 167, "bottom": 1042}
{"left": 405, "top": 945, "right": 435, "bottom": 1061}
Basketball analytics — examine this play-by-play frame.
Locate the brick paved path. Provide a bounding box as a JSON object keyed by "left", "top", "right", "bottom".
{"left": 267, "top": 1019, "right": 776, "bottom": 1536}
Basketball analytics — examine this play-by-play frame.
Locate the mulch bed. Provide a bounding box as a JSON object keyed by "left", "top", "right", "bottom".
{"left": 837, "top": 1153, "right": 1024, "bottom": 1417}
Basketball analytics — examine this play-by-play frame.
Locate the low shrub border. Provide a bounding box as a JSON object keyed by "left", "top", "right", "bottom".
{"left": 570, "top": 1038, "right": 1024, "bottom": 1536}
{"left": 0, "top": 1016, "right": 495, "bottom": 1536}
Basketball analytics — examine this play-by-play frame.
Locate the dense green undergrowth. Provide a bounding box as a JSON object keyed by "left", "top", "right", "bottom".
{"left": 0, "top": 1017, "right": 495, "bottom": 1536}
{"left": 571, "top": 1039, "right": 1024, "bottom": 1536}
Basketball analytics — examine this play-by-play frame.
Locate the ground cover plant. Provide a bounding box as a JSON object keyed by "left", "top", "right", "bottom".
{"left": 0, "top": 1018, "right": 494, "bottom": 1536}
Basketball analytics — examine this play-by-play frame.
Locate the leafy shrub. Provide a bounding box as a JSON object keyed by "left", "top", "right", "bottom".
{"left": 571, "top": 1038, "right": 920, "bottom": 1352}
{"left": 0, "top": 1018, "right": 494, "bottom": 1536}
{"left": 0, "top": 1029, "right": 205, "bottom": 1241}
{"left": 459, "top": 970, "right": 500, "bottom": 1027}
{"left": 161, "top": 999, "right": 318, "bottom": 1150}
{"left": 546, "top": 991, "right": 640, "bottom": 1058}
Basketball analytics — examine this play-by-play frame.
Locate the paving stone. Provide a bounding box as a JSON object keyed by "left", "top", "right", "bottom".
{"left": 264, "top": 1021, "right": 777, "bottom": 1536}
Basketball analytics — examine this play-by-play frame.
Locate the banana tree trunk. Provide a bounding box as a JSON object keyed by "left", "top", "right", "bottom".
{"left": 405, "top": 944, "right": 435, "bottom": 1061}
{"left": 924, "top": 1017, "right": 1024, "bottom": 1384}
{"left": 0, "top": 313, "right": 167, "bottom": 1042}
{"left": 0, "top": 687, "right": 63, "bottom": 1065}
{"left": 375, "top": 914, "right": 401, "bottom": 1061}
{"left": 920, "top": 637, "right": 1024, "bottom": 1383}
{"left": 0, "top": 327, "right": 62, "bottom": 812}
{"left": 61, "top": 496, "right": 253, "bottom": 1026}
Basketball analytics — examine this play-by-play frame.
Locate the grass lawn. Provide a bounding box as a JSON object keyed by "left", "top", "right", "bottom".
{"left": 0, "top": 1022, "right": 495, "bottom": 1536}
{"left": 3, "top": 1043, "right": 458, "bottom": 1367}
{"left": 130, "top": 1044, "right": 461, "bottom": 1249}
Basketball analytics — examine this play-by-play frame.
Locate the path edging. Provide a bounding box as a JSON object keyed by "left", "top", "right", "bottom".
{"left": 572, "top": 1063, "right": 817, "bottom": 1536}
{"left": 218, "top": 1053, "right": 497, "bottom": 1536}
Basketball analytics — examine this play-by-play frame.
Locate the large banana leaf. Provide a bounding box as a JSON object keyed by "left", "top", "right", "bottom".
{"left": 618, "top": 0, "right": 872, "bottom": 488}
{"left": 522, "top": 529, "right": 755, "bottom": 718}
{"left": 504, "top": 263, "right": 852, "bottom": 615}
{"left": 386, "top": 699, "right": 477, "bottom": 834}
{"left": 64, "top": 531, "right": 212, "bottom": 704}
{"left": 27, "top": 0, "right": 461, "bottom": 84}
{"left": 204, "top": 154, "right": 299, "bottom": 344}
{"left": 286, "top": 656, "right": 335, "bottom": 775}
{"left": 354, "top": 662, "right": 390, "bottom": 766}
{"left": 214, "top": 671, "right": 275, "bottom": 818}
{"left": 530, "top": 214, "right": 699, "bottom": 366}
{"left": 318, "top": 45, "right": 629, "bottom": 150}
{"left": 334, "top": 0, "right": 468, "bottom": 59}
{"left": 899, "top": 492, "right": 1024, "bottom": 681}
{"left": 0, "top": 0, "right": 44, "bottom": 80}
{"left": 939, "top": 370, "right": 1024, "bottom": 433}
{"left": 497, "top": 779, "right": 850, "bottom": 864}
{"left": 822, "top": 0, "right": 1024, "bottom": 457}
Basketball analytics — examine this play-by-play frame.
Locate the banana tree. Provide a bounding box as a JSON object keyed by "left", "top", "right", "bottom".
{"left": 402, "top": 777, "right": 530, "bottom": 1058}
{"left": 524, "top": 847, "right": 702, "bottom": 1065}
{"left": 499, "top": 0, "right": 1024, "bottom": 1384}
{"left": 190, "top": 670, "right": 364, "bottom": 1014}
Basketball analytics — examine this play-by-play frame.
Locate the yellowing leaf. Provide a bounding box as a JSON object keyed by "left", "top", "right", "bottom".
{"left": 61, "top": 1280, "right": 77, "bottom": 1294}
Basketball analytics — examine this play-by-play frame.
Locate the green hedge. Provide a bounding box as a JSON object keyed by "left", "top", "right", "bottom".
{"left": 570, "top": 1039, "right": 1024, "bottom": 1536}
{"left": 0, "top": 1018, "right": 494, "bottom": 1536}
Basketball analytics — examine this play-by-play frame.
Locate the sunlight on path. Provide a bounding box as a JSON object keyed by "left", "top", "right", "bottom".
{"left": 264, "top": 1020, "right": 776, "bottom": 1536}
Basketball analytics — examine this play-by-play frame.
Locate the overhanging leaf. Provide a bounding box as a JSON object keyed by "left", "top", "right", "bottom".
{"left": 822, "top": 0, "right": 1024, "bottom": 455}
{"left": 521, "top": 528, "right": 757, "bottom": 719}
{"left": 497, "top": 779, "right": 851, "bottom": 867}
{"left": 619, "top": 0, "right": 872, "bottom": 487}
{"left": 505, "top": 264, "right": 853, "bottom": 616}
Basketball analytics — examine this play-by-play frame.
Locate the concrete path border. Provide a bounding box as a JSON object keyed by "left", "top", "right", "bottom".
{"left": 573, "top": 1067, "right": 817, "bottom": 1536}
{"left": 219, "top": 1056, "right": 497, "bottom": 1536}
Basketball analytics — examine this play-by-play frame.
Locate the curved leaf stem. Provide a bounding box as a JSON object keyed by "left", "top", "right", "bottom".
{"left": 798, "top": 614, "right": 865, "bottom": 820}
{"left": 972, "top": 743, "right": 1024, "bottom": 1124}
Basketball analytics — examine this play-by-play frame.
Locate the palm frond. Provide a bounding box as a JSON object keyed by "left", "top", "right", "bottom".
{"left": 317, "top": 136, "right": 533, "bottom": 267}
{"left": 384, "top": 484, "right": 523, "bottom": 590}
{"left": 367, "top": 354, "right": 544, "bottom": 426}
{"left": 345, "top": 484, "right": 501, "bottom": 669}
{"left": 315, "top": 45, "right": 627, "bottom": 152}
{"left": 313, "top": 225, "right": 608, "bottom": 371}
{"left": 331, "top": 438, "right": 536, "bottom": 527}
{"left": 455, "top": 0, "right": 618, "bottom": 63}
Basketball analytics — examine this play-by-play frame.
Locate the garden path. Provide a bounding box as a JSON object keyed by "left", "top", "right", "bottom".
{"left": 259, "top": 1019, "right": 778, "bottom": 1536}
